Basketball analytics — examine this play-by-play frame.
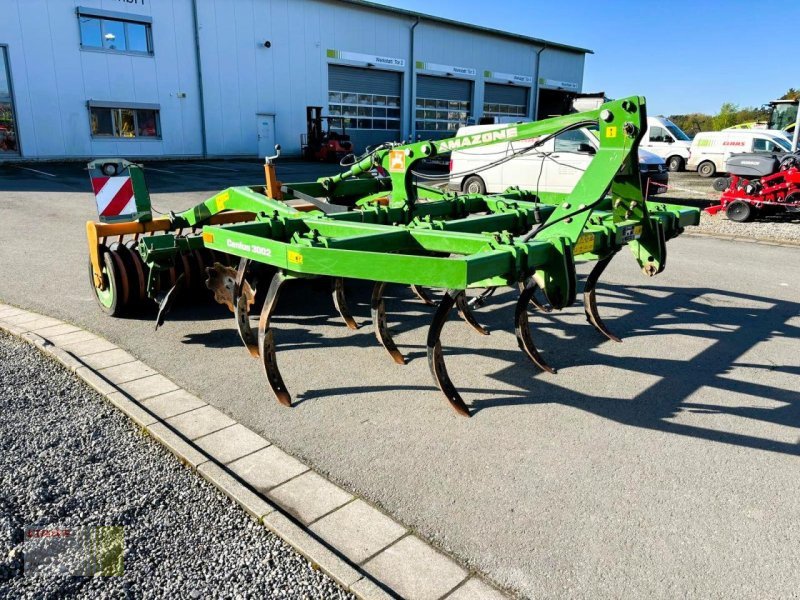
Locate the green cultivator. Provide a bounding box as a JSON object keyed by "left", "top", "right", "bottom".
{"left": 86, "top": 96, "right": 699, "bottom": 416}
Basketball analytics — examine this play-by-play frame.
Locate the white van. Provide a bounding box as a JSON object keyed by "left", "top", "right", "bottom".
{"left": 687, "top": 130, "right": 791, "bottom": 177}
{"left": 641, "top": 116, "right": 693, "bottom": 172}
{"left": 449, "top": 124, "right": 668, "bottom": 197}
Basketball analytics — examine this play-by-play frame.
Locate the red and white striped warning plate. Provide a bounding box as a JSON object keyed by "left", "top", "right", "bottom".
{"left": 91, "top": 176, "right": 135, "bottom": 218}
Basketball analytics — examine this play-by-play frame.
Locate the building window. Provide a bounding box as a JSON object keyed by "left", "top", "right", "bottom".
{"left": 79, "top": 14, "right": 152, "bottom": 54}
{"left": 415, "top": 98, "right": 470, "bottom": 133}
{"left": 89, "top": 106, "right": 160, "bottom": 138}
{"left": 482, "top": 102, "right": 527, "bottom": 119}
{"left": 0, "top": 46, "right": 19, "bottom": 154}
{"left": 328, "top": 91, "right": 401, "bottom": 130}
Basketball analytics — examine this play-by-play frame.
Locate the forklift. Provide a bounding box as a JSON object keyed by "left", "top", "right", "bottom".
{"left": 301, "top": 106, "right": 353, "bottom": 162}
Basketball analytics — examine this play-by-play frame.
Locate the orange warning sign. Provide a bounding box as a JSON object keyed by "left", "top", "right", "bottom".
{"left": 389, "top": 150, "right": 405, "bottom": 172}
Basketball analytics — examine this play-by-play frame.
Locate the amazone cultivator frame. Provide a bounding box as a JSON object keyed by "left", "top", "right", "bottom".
{"left": 86, "top": 96, "right": 699, "bottom": 416}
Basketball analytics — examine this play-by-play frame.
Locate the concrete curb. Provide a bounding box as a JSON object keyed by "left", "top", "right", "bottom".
{"left": 0, "top": 302, "right": 509, "bottom": 600}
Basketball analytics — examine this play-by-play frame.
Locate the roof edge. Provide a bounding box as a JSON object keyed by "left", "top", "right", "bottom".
{"left": 334, "top": 0, "right": 594, "bottom": 55}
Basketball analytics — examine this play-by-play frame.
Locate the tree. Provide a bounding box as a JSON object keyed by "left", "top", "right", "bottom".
{"left": 780, "top": 88, "right": 799, "bottom": 101}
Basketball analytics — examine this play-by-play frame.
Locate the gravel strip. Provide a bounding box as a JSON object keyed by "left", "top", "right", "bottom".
{"left": 0, "top": 331, "right": 353, "bottom": 599}
{"left": 659, "top": 172, "right": 800, "bottom": 244}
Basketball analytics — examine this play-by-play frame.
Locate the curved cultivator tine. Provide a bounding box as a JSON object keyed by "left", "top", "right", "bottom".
{"left": 258, "top": 271, "right": 291, "bottom": 407}
{"left": 515, "top": 279, "right": 557, "bottom": 374}
{"left": 233, "top": 258, "right": 260, "bottom": 357}
{"left": 410, "top": 284, "right": 439, "bottom": 307}
{"left": 427, "top": 290, "right": 471, "bottom": 417}
{"left": 516, "top": 281, "right": 552, "bottom": 313}
{"left": 155, "top": 273, "right": 185, "bottom": 331}
{"left": 455, "top": 292, "right": 490, "bottom": 336}
{"left": 583, "top": 252, "right": 622, "bottom": 343}
{"left": 371, "top": 282, "right": 405, "bottom": 365}
{"left": 332, "top": 277, "right": 359, "bottom": 330}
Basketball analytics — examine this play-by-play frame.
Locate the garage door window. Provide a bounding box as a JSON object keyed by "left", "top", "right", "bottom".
{"left": 483, "top": 83, "right": 528, "bottom": 119}
{"left": 415, "top": 98, "right": 470, "bottom": 133}
{"left": 328, "top": 92, "right": 401, "bottom": 130}
{"left": 89, "top": 106, "right": 160, "bottom": 138}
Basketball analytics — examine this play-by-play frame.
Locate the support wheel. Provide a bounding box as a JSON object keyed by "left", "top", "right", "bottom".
{"left": 697, "top": 161, "right": 716, "bottom": 178}
{"left": 726, "top": 200, "right": 753, "bottom": 223}
{"left": 462, "top": 175, "right": 486, "bottom": 195}
{"left": 712, "top": 177, "right": 730, "bottom": 192}
{"left": 666, "top": 155, "right": 684, "bottom": 172}
{"left": 88, "top": 247, "right": 126, "bottom": 317}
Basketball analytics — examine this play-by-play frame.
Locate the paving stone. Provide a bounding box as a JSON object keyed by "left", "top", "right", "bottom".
{"left": 0, "top": 306, "right": 25, "bottom": 318}
{"left": 141, "top": 389, "right": 207, "bottom": 419}
{"left": 0, "top": 322, "right": 27, "bottom": 335}
{"left": 75, "top": 366, "right": 118, "bottom": 397}
{"left": 118, "top": 374, "right": 179, "bottom": 401}
{"left": 269, "top": 470, "right": 353, "bottom": 524}
{"left": 15, "top": 317, "right": 62, "bottom": 332}
{"left": 105, "top": 391, "right": 160, "bottom": 428}
{"left": 350, "top": 576, "right": 396, "bottom": 600}
{"left": 194, "top": 423, "right": 269, "bottom": 464}
{"left": 262, "top": 511, "right": 363, "bottom": 589}
{"left": 165, "top": 404, "right": 235, "bottom": 440}
{"left": 46, "top": 346, "right": 84, "bottom": 372}
{"left": 197, "top": 462, "right": 276, "bottom": 521}
{"left": 444, "top": 578, "right": 509, "bottom": 600}
{"left": 30, "top": 323, "right": 81, "bottom": 338}
{"left": 364, "top": 535, "right": 467, "bottom": 600}
{"left": 80, "top": 348, "right": 137, "bottom": 370}
{"left": 3, "top": 312, "right": 39, "bottom": 325}
{"left": 48, "top": 330, "right": 97, "bottom": 347}
{"left": 227, "top": 446, "right": 309, "bottom": 493}
{"left": 61, "top": 337, "right": 118, "bottom": 357}
{"left": 98, "top": 360, "right": 157, "bottom": 384}
{"left": 310, "top": 499, "right": 405, "bottom": 565}
{"left": 146, "top": 422, "right": 209, "bottom": 468}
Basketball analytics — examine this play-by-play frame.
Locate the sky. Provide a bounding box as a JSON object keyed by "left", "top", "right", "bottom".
{"left": 372, "top": 0, "right": 799, "bottom": 116}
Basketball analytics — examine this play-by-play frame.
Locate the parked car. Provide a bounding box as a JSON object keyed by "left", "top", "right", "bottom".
{"left": 687, "top": 130, "right": 791, "bottom": 177}
{"left": 448, "top": 124, "right": 668, "bottom": 198}
{"left": 640, "top": 116, "right": 693, "bottom": 172}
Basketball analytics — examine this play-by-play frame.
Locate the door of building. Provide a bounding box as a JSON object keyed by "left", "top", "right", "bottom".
{"left": 256, "top": 114, "right": 276, "bottom": 158}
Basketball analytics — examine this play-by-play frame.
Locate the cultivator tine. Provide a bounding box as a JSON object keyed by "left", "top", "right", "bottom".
{"left": 516, "top": 281, "right": 552, "bottom": 313}
{"left": 411, "top": 285, "right": 438, "bottom": 307}
{"left": 332, "top": 277, "right": 359, "bottom": 330}
{"left": 455, "top": 292, "right": 489, "bottom": 336}
{"left": 234, "top": 258, "right": 260, "bottom": 357}
{"left": 155, "top": 273, "right": 185, "bottom": 331}
{"left": 258, "top": 271, "right": 291, "bottom": 407}
{"left": 427, "top": 290, "right": 471, "bottom": 417}
{"left": 371, "top": 282, "right": 405, "bottom": 365}
{"left": 583, "top": 251, "right": 622, "bottom": 343}
{"left": 515, "top": 279, "right": 557, "bottom": 374}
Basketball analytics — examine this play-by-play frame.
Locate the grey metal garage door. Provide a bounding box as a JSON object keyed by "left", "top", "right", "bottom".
{"left": 483, "top": 83, "right": 529, "bottom": 119}
{"left": 327, "top": 65, "right": 402, "bottom": 153}
{"left": 415, "top": 75, "right": 472, "bottom": 139}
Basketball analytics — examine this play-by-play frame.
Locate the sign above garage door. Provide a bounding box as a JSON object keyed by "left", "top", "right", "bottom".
{"left": 327, "top": 49, "right": 405, "bottom": 68}
{"left": 416, "top": 61, "right": 476, "bottom": 77}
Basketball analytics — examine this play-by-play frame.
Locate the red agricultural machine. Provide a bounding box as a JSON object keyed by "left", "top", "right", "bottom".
{"left": 705, "top": 152, "right": 800, "bottom": 222}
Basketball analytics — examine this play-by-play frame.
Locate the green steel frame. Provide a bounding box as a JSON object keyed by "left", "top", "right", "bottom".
{"left": 91, "top": 96, "right": 700, "bottom": 416}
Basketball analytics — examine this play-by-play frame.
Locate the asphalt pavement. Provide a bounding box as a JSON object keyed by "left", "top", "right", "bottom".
{"left": 1, "top": 160, "right": 799, "bottom": 598}
{"left": 0, "top": 330, "right": 352, "bottom": 599}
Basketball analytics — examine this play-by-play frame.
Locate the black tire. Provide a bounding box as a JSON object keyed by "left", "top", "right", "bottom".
{"left": 712, "top": 177, "right": 730, "bottom": 192}
{"left": 726, "top": 200, "right": 753, "bottom": 223}
{"left": 88, "top": 246, "right": 126, "bottom": 317}
{"left": 697, "top": 161, "right": 716, "bottom": 178}
{"left": 462, "top": 175, "right": 486, "bottom": 195}
{"left": 667, "top": 155, "right": 684, "bottom": 172}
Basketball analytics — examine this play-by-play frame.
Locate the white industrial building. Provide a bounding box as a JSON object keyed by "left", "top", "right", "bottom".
{"left": 0, "top": 0, "right": 590, "bottom": 160}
